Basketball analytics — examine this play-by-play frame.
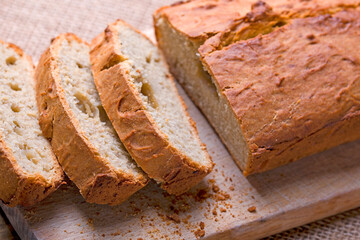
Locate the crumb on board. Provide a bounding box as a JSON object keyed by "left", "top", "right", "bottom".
{"left": 110, "top": 231, "right": 121, "bottom": 236}
{"left": 248, "top": 206, "right": 257, "bottom": 213}
{"left": 212, "top": 185, "right": 220, "bottom": 193}
{"left": 24, "top": 165, "right": 237, "bottom": 239}
{"left": 200, "top": 222, "right": 205, "bottom": 230}
{"left": 194, "top": 229, "right": 206, "bottom": 238}
{"left": 212, "top": 208, "right": 218, "bottom": 216}
{"left": 167, "top": 213, "right": 181, "bottom": 223}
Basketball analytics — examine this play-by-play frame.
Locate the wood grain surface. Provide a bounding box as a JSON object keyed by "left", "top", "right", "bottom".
{"left": 0, "top": 209, "right": 18, "bottom": 240}
{"left": 0, "top": 213, "right": 12, "bottom": 240}
{"left": 0, "top": 1, "right": 360, "bottom": 239}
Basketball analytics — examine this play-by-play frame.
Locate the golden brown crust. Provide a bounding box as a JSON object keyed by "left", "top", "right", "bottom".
{"left": 90, "top": 20, "right": 213, "bottom": 195}
{"left": 201, "top": 9, "right": 360, "bottom": 174}
{"left": 198, "top": 1, "right": 360, "bottom": 57}
{"left": 154, "top": 0, "right": 254, "bottom": 41}
{"left": 0, "top": 136, "right": 64, "bottom": 207}
{"left": 0, "top": 41, "right": 64, "bottom": 207}
{"left": 154, "top": 0, "right": 360, "bottom": 41}
{"left": 35, "top": 33, "right": 148, "bottom": 205}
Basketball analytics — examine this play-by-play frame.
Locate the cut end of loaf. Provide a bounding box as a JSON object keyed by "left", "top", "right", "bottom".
{"left": 154, "top": 15, "right": 250, "bottom": 172}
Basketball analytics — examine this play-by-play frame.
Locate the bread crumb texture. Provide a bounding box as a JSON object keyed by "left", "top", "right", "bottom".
{"left": 0, "top": 43, "right": 57, "bottom": 180}
{"left": 57, "top": 38, "right": 142, "bottom": 177}
{"left": 116, "top": 23, "right": 210, "bottom": 167}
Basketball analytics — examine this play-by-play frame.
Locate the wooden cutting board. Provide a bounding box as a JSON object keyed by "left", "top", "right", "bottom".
{"left": 2, "top": 79, "right": 360, "bottom": 239}
{"left": 0, "top": 212, "right": 14, "bottom": 240}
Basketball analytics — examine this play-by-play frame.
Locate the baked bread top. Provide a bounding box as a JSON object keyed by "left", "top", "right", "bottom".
{"left": 199, "top": 7, "right": 360, "bottom": 173}
{"left": 155, "top": 0, "right": 254, "bottom": 40}
{"left": 0, "top": 40, "right": 64, "bottom": 206}
{"left": 155, "top": 0, "right": 360, "bottom": 41}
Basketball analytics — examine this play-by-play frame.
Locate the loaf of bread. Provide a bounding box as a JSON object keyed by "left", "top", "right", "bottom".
{"left": 35, "top": 33, "right": 148, "bottom": 205}
{"left": 154, "top": 0, "right": 360, "bottom": 175}
{"left": 0, "top": 40, "right": 63, "bottom": 206}
{"left": 90, "top": 20, "right": 213, "bottom": 195}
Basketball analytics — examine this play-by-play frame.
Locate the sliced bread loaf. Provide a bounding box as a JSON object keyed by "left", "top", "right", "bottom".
{"left": 35, "top": 33, "right": 148, "bottom": 205}
{"left": 90, "top": 20, "right": 213, "bottom": 195}
{"left": 0, "top": 40, "right": 64, "bottom": 207}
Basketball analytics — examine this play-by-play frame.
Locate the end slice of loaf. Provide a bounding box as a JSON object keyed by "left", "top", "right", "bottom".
{"left": 35, "top": 33, "right": 148, "bottom": 205}
{"left": 0, "top": 40, "right": 64, "bottom": 207}
{"left": 90, "top": 20, "right": 213, "bottom": 195}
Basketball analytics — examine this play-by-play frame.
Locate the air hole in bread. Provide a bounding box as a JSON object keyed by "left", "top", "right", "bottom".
{"left": 25, "top": 152, "right": 38, "bottom": 164}
{"left": 14, "top": 127, "right": 22, "bottom": 136}
{"left": 146, "top": 52, "right": 152, "bottom": 63}
{"left": 132, "top": 72, "right": 158, "bottom": 109}
{"left": 6, "top": 56, "right": 16, "bottom": 66}
{"left": 13, "top": 121, "right": 22, "bottom": 136}
{"left": 25, "top": 152, "right": 33, "bottom": 160}
{"left": 101, "top": 54, "right": 126, "bottom": 71}
{"left": 19, "top": 143, "right": 27, "bottom": 150}
{"left": 13, "top": 120, "right": 20, "bottom": 128}
{"left": 74, "top": 92, "right": 96, "bottom": 117}
{"left": 76, "top": 62, "right": 84, "bottom": 68}
{"left": 97, "top": 105, "right": 110, "bottom": 123}
{"left": 11, "top": 104, "right": 20, "bottom": 112}
{"left": 140, "top": 82, "right": 158, "bottom": 109}
{"left": 9, "top": 83, "right": 21, "bottom": 91}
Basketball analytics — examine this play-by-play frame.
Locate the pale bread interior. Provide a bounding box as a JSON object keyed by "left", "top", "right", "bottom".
{"left": 56, "top": 37, "right": 143, "bottom": 178}
{"left": 154, "top": 17, "right": 249, "bottom": 170}
{"left": 0, "top": 43, "right": 58, "bottom": 179}
{"left": 115, "top": 22, "right": 211, "bottom": 167}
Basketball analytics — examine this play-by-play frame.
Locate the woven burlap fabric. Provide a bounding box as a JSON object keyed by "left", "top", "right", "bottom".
{"left": 0, "top": 0, "right": 359, "bottom": 239}
{"left": 1, "top": 0, "right": 175, "bottom": 63}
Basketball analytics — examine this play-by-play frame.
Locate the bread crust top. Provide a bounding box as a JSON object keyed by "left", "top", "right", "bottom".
{"left": 154, "top": 0, "right": 360, "bottom": 41}
{"left": 200, "top": 8, "right": 360, "bottom": 173}
{"left": 154, "top": 0, "right": 254, "bottom": 40}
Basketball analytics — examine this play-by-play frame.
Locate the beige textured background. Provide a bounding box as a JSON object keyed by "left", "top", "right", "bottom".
{"left": 0, "top": 0, "right": 359, "bottom": 239}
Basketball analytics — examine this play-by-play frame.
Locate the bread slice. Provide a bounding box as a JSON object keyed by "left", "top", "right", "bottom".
{"left": 155, "top": 1, "right": 360, "bottom": 175}
{"left": 35, "top": 33, "right": 148, "bottom": 205}
{"left": 90, "top": 20, "right": 213, "bottom": 195}
{"left": 0, "top": 40, "right": 63, "bottom": 207}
